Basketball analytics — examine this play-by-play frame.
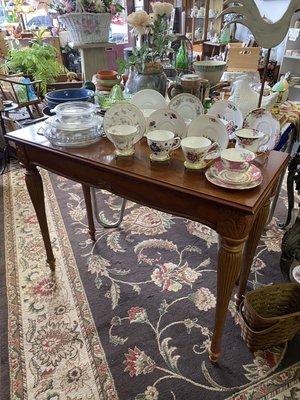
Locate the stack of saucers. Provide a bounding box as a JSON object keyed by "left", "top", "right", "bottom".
{"left": 43, "top": 101, "right": 103, "bottom": 147}
{"left": 205, "top": 148, "right": 263, "bottom": 190}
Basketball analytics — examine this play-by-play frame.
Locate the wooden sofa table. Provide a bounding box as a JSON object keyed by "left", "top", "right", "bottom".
{"left": 6, "top": 123, "right": 289, "bottom": 363}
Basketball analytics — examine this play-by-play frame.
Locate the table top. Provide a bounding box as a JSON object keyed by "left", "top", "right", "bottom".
{"left": 6, "top": 122, "right": 289, "bottom": 215}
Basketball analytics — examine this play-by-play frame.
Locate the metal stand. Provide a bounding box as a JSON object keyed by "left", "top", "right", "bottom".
{"left": 90, "top": 187, "right": 127, "bottom": 228}
{"left": 258, "top": 48, "right": 271, "bottom": 108}
{"left": 267, "top": 127, "right": 296, "bottom": 225}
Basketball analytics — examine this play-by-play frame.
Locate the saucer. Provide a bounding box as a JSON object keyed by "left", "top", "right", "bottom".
{"left": 211, "top": 160, "right": 261, "bottom": 185}
{"left": 206, "top": 161, "right": 263, "bottom": 190}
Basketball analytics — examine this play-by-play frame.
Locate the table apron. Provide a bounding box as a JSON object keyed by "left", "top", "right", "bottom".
{"left": 17, "top": 144, "right": 263, "bottom": 236}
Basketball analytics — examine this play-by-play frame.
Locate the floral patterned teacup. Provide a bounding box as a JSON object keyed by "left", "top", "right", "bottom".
{"left": 181, "top": 136, "right": 212, "bottom": 169}
{"left": 220, "top": 148, "right": 256, "bottom": 181}
{"left": 107, "top": 124, "right": 139, "bottom": 156}
{"left": 146, "top": 130, "right": 181, "bottom": 161}
{"left": 235, "top": 128, "right": 270, "bottom": 153}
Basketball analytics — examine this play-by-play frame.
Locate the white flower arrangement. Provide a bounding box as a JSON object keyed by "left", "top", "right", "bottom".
{"left": 127, "top": 10, "right": 152, "bottom": 35}
{"left": 151, "top": 1, "right": 174, "bottom": 17}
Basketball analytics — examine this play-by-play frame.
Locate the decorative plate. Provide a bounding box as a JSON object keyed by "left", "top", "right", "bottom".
{"left": 243, "top": 108, "right": 281, "bottom": 151}
{"left": 205, "top": 161, "right": 263, "bottom": 190}
{"left": 208, "top": 100, "right": 243, "bottom": 139}
{"left": 103, "top": 102, "right": 147, "bottom": 143}
{"left": 147, "top": 108, "right": 187, "bottom": 138}
{"left": 168, "top": 93, "right": 204, "bottom": 122}
{"left": 210, "top": 160, "right": 262, "bottom": 185}
{"left": 131, "top": 89, "right": 167, "bottom": 110}
{"left": 187, "top": 115, "right": 229, "bottom": 150}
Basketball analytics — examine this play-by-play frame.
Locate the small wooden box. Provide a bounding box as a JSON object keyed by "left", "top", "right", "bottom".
{"left": 227, "top": 47, "right": 260, "bottom": 72}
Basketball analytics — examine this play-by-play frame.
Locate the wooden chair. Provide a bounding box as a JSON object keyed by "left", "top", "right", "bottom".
{"left": 0, "top": 75, "right": 44, "bottom": 118}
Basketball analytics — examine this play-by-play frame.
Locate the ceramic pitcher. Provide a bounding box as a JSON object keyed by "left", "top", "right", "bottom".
{"left": 167, "top": 75, "right": 209, "bottom": 102}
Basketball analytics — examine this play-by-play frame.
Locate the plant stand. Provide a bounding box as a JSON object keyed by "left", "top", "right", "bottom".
{"left": 69, "top": 42, "right": 115, "bottom": 81}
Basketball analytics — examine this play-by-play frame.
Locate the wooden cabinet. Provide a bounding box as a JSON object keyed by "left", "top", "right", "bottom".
{"left": 183, "top": 0, "right": 223, "bottom": 44}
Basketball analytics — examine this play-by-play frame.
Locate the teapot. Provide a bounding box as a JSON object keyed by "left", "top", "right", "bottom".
{"left": 167, "top": 74, "right": 210, "bottom": 102}
{"left": 229, "top": 75, "right": 279, "bottom": 117}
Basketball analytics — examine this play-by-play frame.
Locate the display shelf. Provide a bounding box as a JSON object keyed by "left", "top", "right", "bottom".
{"left": 283, "top": 55, "right": 300, "bottom": 60}
{"left": 280, "top": 11, "right": 300, "bottom": 101}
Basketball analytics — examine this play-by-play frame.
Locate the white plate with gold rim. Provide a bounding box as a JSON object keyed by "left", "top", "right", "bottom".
{"left": 131, "top": 89, "right": 167, "bottom": 110}
{"left": 147, "top": 108, "right": 187, "bottom": 138}
{"left": 168, "top": 93, "right": 204, "bottom": 122}
{"left": 103, "top": 102, "right": 147, "bottom": 143}
{"left": 243, "top": 108, "right": 280, "bottom": 150}
{"left": 187, "top": 115, "right": 229, "bottom": 150}
{"left": 208, "top": 100, "right": 243, "bottom": 139}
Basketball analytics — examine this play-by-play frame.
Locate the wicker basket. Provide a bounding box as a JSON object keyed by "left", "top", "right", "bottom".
{"left": 58, "top": 12, "right": 111, "bottom": 44}
{"left": 239, "top": 283, "right": 300, "bottom": 351}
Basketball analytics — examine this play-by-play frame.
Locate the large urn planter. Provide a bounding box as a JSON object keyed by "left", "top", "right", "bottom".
{"left": 58, "top": 12, "right": 111, "bottom": 44}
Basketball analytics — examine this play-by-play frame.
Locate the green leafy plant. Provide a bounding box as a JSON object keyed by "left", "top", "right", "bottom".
{"left": 3, "top": 42, "right": 67, "bottom": 93}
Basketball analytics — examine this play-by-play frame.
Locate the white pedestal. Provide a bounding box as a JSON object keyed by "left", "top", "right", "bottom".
{"left": 70, "top": 42, "right": 116, "bottom": 81}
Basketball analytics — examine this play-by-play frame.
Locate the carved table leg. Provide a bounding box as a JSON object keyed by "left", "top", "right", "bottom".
{"left": 82, "top": 184, "right": 96, "bottom": 241}
{"left": 235, "top": 200, "right": 270, "bottom": 308}
{"left": 25, "top": 166, "right": 55, "bottom": 270}
{"left": 209, "top": 236, "right": 246, "bottom": 363}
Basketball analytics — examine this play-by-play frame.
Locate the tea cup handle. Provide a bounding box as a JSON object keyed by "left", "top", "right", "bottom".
{"left": 260, "top": 132, "right": 270, "bottom": 146}
{"left": 170, "top": 136, "right": 181, "bottom": 151}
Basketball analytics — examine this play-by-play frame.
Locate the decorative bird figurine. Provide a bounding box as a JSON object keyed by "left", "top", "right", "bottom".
{"left": 218, "top": 0, "right": 300, "bottom": 48}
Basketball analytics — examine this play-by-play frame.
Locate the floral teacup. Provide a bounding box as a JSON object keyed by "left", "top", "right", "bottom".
{"left": 235, "top": 128, "right": 270, "bottom": 153}
{"left": 146, "top": 130, "right": 181, "bottom": 161}
{"left": 220, "top": 148, "right": 256, "bottom": 181}
{"left": 106, "top": 124, "right": 139, "bottom": 156}
{"left": 181, "top": 136, "right": 212, "bottom": 169}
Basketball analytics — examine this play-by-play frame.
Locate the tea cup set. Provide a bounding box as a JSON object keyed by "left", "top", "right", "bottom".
{"left": 205, "top": 148, "right": 263, "bottom": 190}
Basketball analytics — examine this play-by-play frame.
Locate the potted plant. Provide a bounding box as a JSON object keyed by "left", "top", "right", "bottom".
{"left": 3, "top": 40, "right": 67, "bottom": 94}
{"left": 51, "top": 0, "right": 124, "bottom": 44}
{"left": 119, "top": 2, "right": 174, "bottom": 95}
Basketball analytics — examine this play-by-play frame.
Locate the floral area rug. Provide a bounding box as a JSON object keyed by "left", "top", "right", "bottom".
{"left": 0, "top": 167, "right": 299, "bottom": 400}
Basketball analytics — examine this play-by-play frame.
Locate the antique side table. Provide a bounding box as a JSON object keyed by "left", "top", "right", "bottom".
{"left": 6, "top": 123, "right": 289, "bottom": 363}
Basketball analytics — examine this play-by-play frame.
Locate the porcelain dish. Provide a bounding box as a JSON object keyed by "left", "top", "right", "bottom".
{"left": 131, "top": 89, "right": 167, "bottom": 110}
{"left": 168, "top": 93, "right": 204, "bottom": 122}
{"left": 103, "top": 102, "right": 147, "bottom": 143}
{"left": 205, "top": 161, "right": 263, "bottom": 190}
{"left": 243, "top": 108, "right": 281, "bottom": 151}
{"left": 187, "top": 115, "right": 229, "bottom": 150}
{"left": 208, "top": 100, "right": 243, "bottom": 139}
{"left": 147, "top": 108, "right": 187, "bottom": 138}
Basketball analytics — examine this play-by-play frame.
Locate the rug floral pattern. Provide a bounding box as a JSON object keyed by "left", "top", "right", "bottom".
{"left": 3, "top": 170, "right": 117, "bottom": 400}
{"left": 53, "top": 174, "right": 299, "bottom": 399}
{"left": 2, "top": 168, "right": 299, "bottom": 400}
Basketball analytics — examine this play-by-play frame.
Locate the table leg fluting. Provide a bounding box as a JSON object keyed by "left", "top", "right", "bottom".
{"left": 25, "top": 166, "right": 55, "bottom": 270}
{"left": 209, "top": 236, "right": 245, "bottom": 363}
{"left": 82, "top": 184, "right": 96, "bottom": 241}
{"left": 235, "top": 200, "right": 271, "bottom": 307}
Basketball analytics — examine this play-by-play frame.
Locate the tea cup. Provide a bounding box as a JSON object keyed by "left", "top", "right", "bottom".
{"left": 181, "top": 136, "right": 212, "bottom": 169}
{"left": 146, "top": 130, "right": 180, "bottom": 161}
{"left": 106, "top": 124, "right": 138, "bottom": 156}
{"left": 220, "top": 148, "right": 256, "bottom": 181}
{"left": 235, "top": 128, "right": 270, "bottom": 153}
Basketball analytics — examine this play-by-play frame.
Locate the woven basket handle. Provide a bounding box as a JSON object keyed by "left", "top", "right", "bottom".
{"left": 75, "top": 0, "right": 85, "bottom": 13}
{"left": 239, "top": 302, "right": 282, "bottom": 335}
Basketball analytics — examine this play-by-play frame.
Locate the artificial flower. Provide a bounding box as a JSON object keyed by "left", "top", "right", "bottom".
{"left": 151, "top": 1, "right": 174, "bottom": 16}
{"left": 127, "top": 10, "right": 152, "bottom": 35}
